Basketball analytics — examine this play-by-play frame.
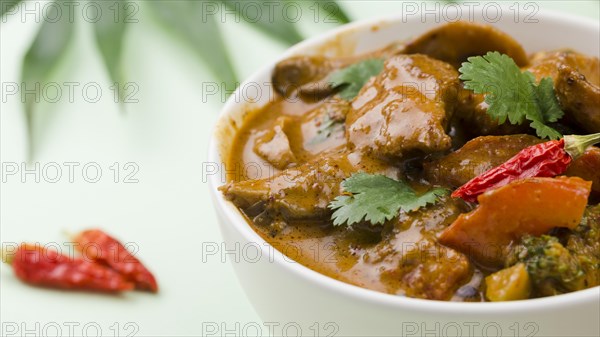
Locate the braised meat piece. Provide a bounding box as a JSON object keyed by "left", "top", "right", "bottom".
{"left": 528, "top": 50, "right": 600, "bottom": 85}
{"left": 424, "top": 135, "right": 542, "bottom": 188}
{"left": 528, "top": 50, "right": 600, "bottom": 133}
{"left": 454, "top": 84, "right": 529, "bottom": 136}
{"left": 272, "top": 43, "right": 404, "bottom": 98}
{"left": 272, "top": 55, "right": 341, "bottom": 98}
{"left": 220, "top": 149, "right": 400, "bottom": 222}
{"left": 404, "top": 21, "right": 529, "bottom": 69}
{"left": 250, "top": 97, "right": 350, "bottom": 168}
{"left": 253, "top": 117, "right": 297, "bottom": 170}
{"left": 346, "top": 54, "right": 459, "bottom": 158}
{"left": 566, "top": 147, "right": 600, "bottom": 194}
{"left": 366, "top": 197, "right": 473, "bottom": 300}
{"left": 555, "top": 66, "right": 600, "bottom": 133}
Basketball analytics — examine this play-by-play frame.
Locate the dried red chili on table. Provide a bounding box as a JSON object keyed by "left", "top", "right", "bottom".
{"left": 73, "top": 229, "right": 158, "bottom": 293}
{"left": 1, "top": 244, "right": 134, "bottom": 292}
{"left": 452, "top": 133, "right": 600, "bottom": 202}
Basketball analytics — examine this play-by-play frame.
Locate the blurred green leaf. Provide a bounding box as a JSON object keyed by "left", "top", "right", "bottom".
{"left": 1, "top": 0, "right": 22, "bottom": 17}
{"left": 147, "top": 0, "right": 238, "bottom": 90}
{"left": 219, "top": 0, "right": 303, "bottom": 44}
{"left": 93, "top": 0, "right": 130, "bottom": 109}
{"left": 21, "top": 0, "right": 74, "bottom": 158}
{"left": 314, "top": 0, "right": 351, "bottom": 24}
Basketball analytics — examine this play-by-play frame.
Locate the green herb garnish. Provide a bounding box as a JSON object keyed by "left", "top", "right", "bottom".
{"left": 309, "top": 114, "right": 344, "bottom": 145}
{"left": 328, "top": 173, "right": 447, "bottom": 227}
{"left": 329, "top": 59, "right": 384, "bottom": 100}
{"left": 459, "top": 52, "right": 564, "bottom": 139}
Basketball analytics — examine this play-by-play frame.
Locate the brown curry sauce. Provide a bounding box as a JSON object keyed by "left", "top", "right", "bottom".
{"left": 221, "top": 22, "right": 600, "bottom": 301}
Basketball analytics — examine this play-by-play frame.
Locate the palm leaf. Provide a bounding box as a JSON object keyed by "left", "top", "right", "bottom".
{"left": 219, "top": 0, "right": 304, "bottom": 44}
{"left": 1, "top": 0, "right": 23, "bottom": 17}
{"left": 314, "top": 0, "right": 351, "bottom": 24}
{"left": 93, "top": 0, "right": 130, "bottom": 109}
{"left": 21, "top": 0, "right": 74, "bottom": 158}
{"left": 146, "top": 0, "right": 238, "bottom": 90}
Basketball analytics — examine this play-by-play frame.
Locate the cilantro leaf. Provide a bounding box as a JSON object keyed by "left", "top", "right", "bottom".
{"left": 328, "top": 173, "right": 448, "bottom": 227}
{"left": 535, "top": 77, "right": 564, "bottom": 123}
{"left": 459, "top": 52, "right": 533, "bottom": 125}
{"left": 527, "top": 119, "right": 562, "bottom": 140}
{"left": 459, "top": 52, "right": 563, "bottom": 140}
{"left": 328, "top": 59, "right": 384, "bottom": 100}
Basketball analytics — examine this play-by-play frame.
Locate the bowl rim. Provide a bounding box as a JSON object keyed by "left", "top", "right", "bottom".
{"left": 208, "top": 6, "right": 600, "bottom": 312}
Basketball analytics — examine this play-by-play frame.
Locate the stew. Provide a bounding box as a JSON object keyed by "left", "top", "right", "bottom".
{"left": 220, "top": 22, "right": 600, "bottom": 301}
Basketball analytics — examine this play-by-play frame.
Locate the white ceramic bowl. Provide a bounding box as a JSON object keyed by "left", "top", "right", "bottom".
{"left": 208, "top": 6, "right": 600, "bottom": 336}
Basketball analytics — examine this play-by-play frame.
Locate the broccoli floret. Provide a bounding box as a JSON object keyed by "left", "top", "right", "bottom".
{"left": 565, "top": 205, "right": 600, "bottom": 288}
{"left": 507, "top": 235, "right": 584, "bottom": 297}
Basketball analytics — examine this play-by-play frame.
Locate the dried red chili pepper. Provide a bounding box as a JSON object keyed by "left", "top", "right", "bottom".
{"left": 73, "top": 229, "right": 158, "bottom": 293}
{"left": 1, "top": 244, "right": 134, "bottom": 292}
{"left": 452, "top": 133, "right": 600, "bottom": 203}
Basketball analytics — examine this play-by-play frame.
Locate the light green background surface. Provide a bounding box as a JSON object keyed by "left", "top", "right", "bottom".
{"left": 1, "top": 1, "right": 598, "bottom": 336}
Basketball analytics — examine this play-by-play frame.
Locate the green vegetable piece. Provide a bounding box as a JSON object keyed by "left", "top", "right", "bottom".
{"left": 459, "top": 52, "right": 563, "bottom": 140}
{"left": 21, "top": 0, "right": 75, "bottom": 159}
{"left": 535, "top": 77, "right": 564, "bottom": 123}
{"left": 93, "top": 0, "right": 131, "bottom": 109}
{"left": 329, "top": 173, "right": 447, "bottom": 227}
{"left": 507, "top": 235, "right": 584, "bottom": 296}
{"left": 564, "top": 132, "right": 600, "bottom": 159}
{"left": 328, "top": 59, "right": 384, "bottom": 100}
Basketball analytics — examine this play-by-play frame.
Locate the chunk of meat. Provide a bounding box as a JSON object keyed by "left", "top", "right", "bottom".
{"left": 439, "top": 176, "right": 592, "bottom": 267}
{"left": 253, "top": 117, "right": 297, "bottom": 169}
{"left": 220, "top": 149, "right": 400, "bottom": 223}
{"left": 383, "top": 242, "right": 471, "bottom": 300}
{"left": 528, "top": 50, "right": 600, "bottom": 86}
{"left": 273, "top": 55, "right": 340, "bottom": 98}
{"left": 346, "top": 54, "right": 459, "bottom": 158}
{"left": 424, "top": 134, "right": 542, "bottom": 188}
{"left": 527, "top": 50, "right": 600, "bottom": 133}
{"left": 405, "top": 22, "right": 529, "bottom": 136}
{"left": 366, "top": 197, "right": 473, "bottom": 300}
{"left": 454, "top": 84, "right": 529, "bottom": 136}
{"left": 249, "top": 98, "right": 350, "bottom": 167}
{"left": 555, "top": 66, "right": 600, "bottom": 133}
{"left": 272, "top": 43, "right": 404, "bottom": 99}
{"left": 453, "top": 51, "right": 598, "bottom": 136}
{"left": 404, "top": 21, "right": 529, "bottom": 69}
{"left": 566, "top": 147, "right": 600, "bottom": 194}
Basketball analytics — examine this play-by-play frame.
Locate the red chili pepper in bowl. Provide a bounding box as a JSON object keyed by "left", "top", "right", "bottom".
{"left": 452, "top": 133, "right": 600, "bottom": 202}
{"left": 1, "top": 244, "right": 134, "bottom": 292}
{"left": 73, "top": 229, "right": 158, "bottom": 293}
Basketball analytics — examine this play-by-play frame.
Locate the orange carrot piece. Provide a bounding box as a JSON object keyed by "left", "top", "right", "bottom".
{"left": 439, "top": 176, "right": 591, "bottom": 267}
